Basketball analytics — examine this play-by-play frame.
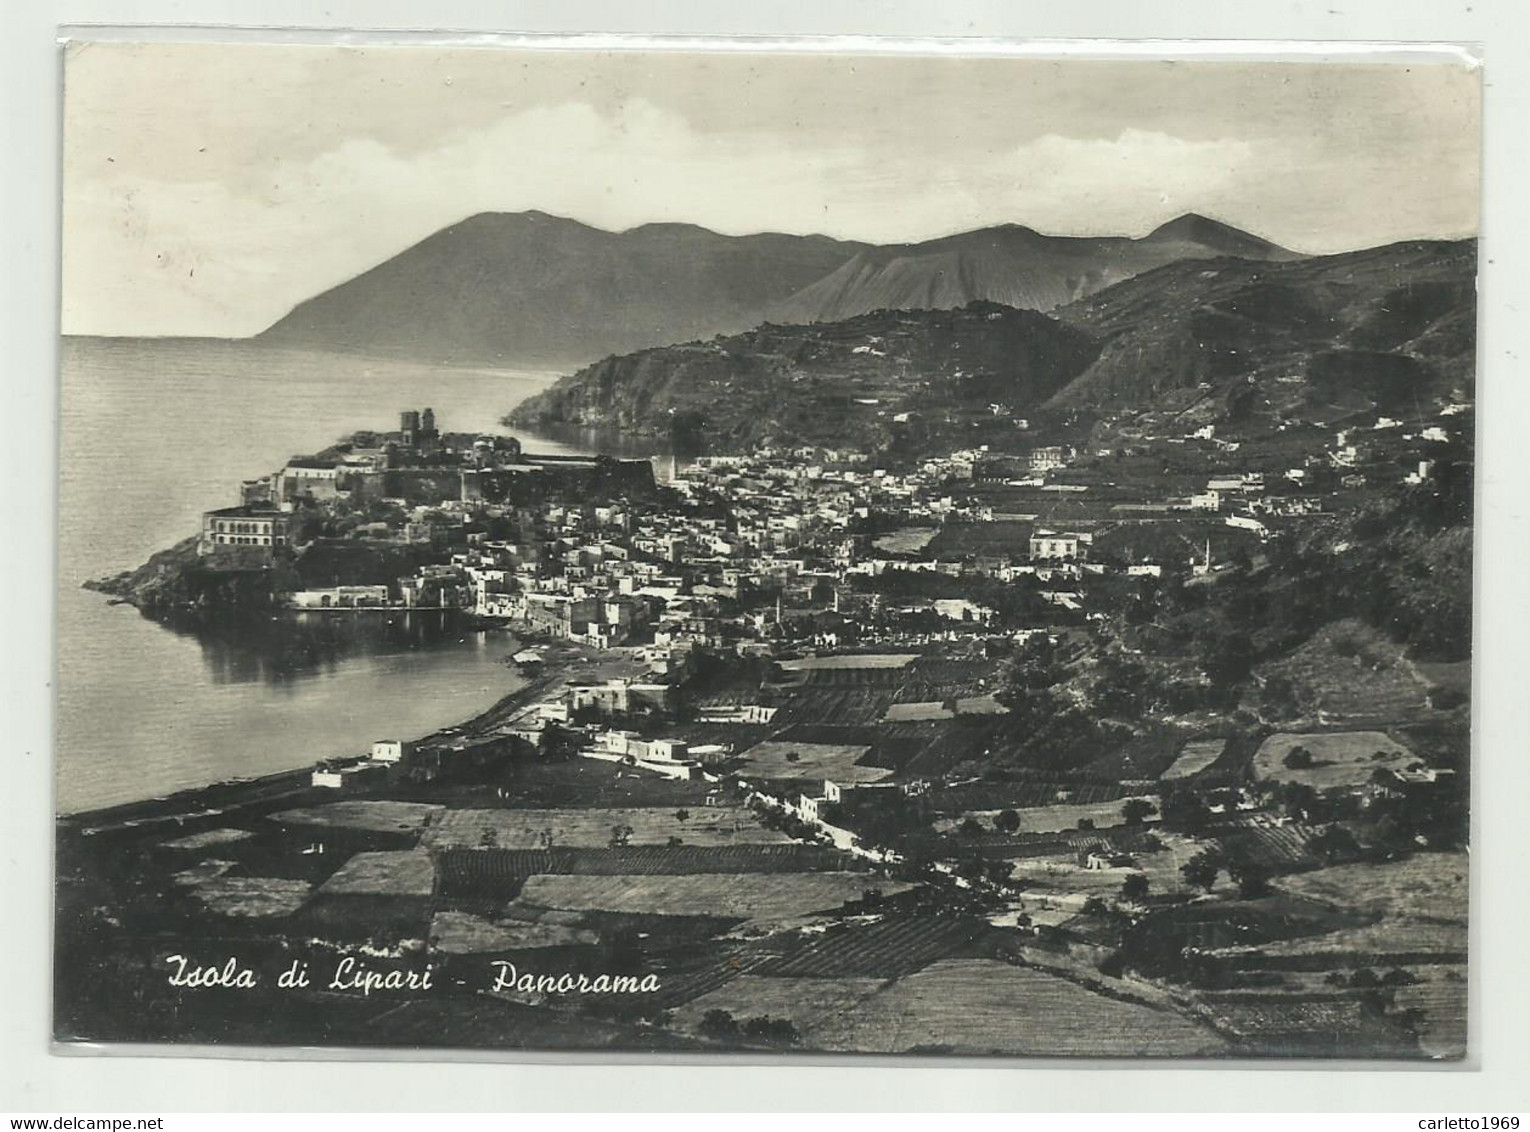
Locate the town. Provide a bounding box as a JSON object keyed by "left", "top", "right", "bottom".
{"left": 61, "top": 396, "right": 1472, "bottom": 1058}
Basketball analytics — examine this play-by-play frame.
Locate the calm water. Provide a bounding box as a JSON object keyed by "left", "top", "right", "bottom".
{"left": 55, "top": 337, "right": 623, "bottom": 815}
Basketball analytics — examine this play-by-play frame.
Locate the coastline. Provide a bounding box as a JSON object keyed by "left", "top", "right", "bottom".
{"left": 57, "top": 631, "right": 575, "bottom": 835}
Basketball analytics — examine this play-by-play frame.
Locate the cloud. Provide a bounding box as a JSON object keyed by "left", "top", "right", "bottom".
{"left": 61, "top": 53, "right": 1480, "bottom": 338}
{"left": 66, "top": 98, "right": 863, "bottom": 335}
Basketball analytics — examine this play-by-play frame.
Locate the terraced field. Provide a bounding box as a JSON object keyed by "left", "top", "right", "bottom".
{"left": 514, "top": 872, "right": 909, "bottom": 921}
{"left": 1161, "top": 739, "right": 1228, "bottom": 781}
{"left": 777, "top": 654, "right": 919, "bottom": 672}
{"left": 769, "top": 688, "right": 900, "bottom": 726}
{"left": 754, "top": 913, "right": 992, "bottom": 978}
{"left": 422, "top": 806, "right": 788, "bottom": 849}
{"left": 437, "top": 844, "right": 862, "bottom": 900}
{"left": 806, "top": 959, "right": 1226, "bottom": 1056}
{"left": 1216, "top": 819, "right": 1326, "bottom": 869}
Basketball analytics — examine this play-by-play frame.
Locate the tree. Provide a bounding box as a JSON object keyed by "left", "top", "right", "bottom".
{"left": 1309, "top": 824, "right": 1360, "bottom": 863}
{"left": 608, "top": 823, "right": 635, "bottom": 848}
{"left": 1283, "top": 746, "right": 1316, "bottom": 770}
{"left": 1122, "top": 798, "right": 1157, "bottom": 825}
{"left": 958, "top": 817, "right": 987, "bottom": 837}
{"left": 1121, "top": 874, "right": 1150, "bottom": 903}
{"left": 993, "top": 809, "right": 1021, "bottom": 834}
{"left": 699, "top": 1009, "right": 740, "bottom": 1041}
{"left": 1161, "top": 787, "right": 1212, "bottom": 835}
{"left": 1228, "top": 860, "right": 1272, "bottom": 899}
{"left": 741, "top": 1016, "right": 799, "bottom": 1047}
{"left": 1181, "top": 849, "right": 1223, "bottom": 892}
{"left": 1261, "top": 675, "right": 1301, "bottom": 719}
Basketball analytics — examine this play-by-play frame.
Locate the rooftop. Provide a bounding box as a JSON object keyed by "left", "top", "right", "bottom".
{"left": 205, "top": 505, "right": 289, "bottom": 518}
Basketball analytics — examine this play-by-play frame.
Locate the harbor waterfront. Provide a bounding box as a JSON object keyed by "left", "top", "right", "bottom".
{"left": 56, "top": 336, "right": 587, "bottom": 814}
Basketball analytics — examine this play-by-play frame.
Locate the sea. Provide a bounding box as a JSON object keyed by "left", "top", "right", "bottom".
{"left": 55, "top": 336, "right": 661, "bottom": 815}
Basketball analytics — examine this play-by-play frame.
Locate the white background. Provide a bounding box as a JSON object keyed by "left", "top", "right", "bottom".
{"left": 3, "top": 0, "right": 1528, "bottom": 1114}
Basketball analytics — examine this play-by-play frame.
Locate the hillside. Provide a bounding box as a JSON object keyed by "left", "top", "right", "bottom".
{"left": 257, "top": 211, "right": 1291, "bottom": 366}
{"left": 505, "top": 302, "right": 1101, "bottom": 453}
{"left": 1045, "top": 239, "right": 1477, "bottom": 413}
{"left": 769, "top": 215, "right": 1294, "bottom": 326}
{"left": 507, "top": 238, "right": 1475, "bottom": 454}
{"left": 258, "top": 212, "right": 868, "bottom": 365}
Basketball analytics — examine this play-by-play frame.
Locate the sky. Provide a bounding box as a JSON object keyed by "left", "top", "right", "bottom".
{"left": 61, "top": 43, "right": 1481, "bottom": 338}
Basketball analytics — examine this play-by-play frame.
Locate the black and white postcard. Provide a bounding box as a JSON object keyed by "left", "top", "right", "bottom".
{"left": 55, "top": 41, "right": 1479, "bottom": 1059}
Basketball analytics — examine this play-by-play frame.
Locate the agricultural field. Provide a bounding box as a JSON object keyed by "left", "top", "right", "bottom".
{"left": 671, "top": 976, "right": 887, "bottom": 1041}
{"left": 513, "top": 872, "right": 908, "bottom": 922}
{"left": 934, "top": 795, "right": 1158, "bottom": 836}
{"left": 1274, "top": 853, "right": 1468, "bottom": 923}
{"left": 1193, "top": 994, "right": 1415, "bottom": 1054}
{"left": 316, "top": 848, "right": 436, "bottom": 897}
{"left": 161, "top": 828, "right": 256, "bottom": 851}
{"left": 872, "top": 527, "right": 938, "bottom": 555}
{"left": 931, "top": 779, "right": 1133, "bottom": 811}
{"left": 428, "top": 911, "right": 598, "bottom": 954}
{"left": 754, "top": 912, "right": 993, "bottom": 978}
{"left": 437, "top": 844, "right": 862, "bottom": 902}
{"left": 924, "top": 521, "right": 1033, "bottom": 558}
{"left": 422, "top": 806, "right": 789, "bottom": 850}
{"left": 1009, "top": 832, "right": 1207, "bottom": 899}
{"left": 800, "top": 665, "right": 907, "bottom": 687}
{"left": 805, "top": 959, "right": 1226, "bottom": 1056}
{"left": 1251, "top": 731, "right": 1413, "bottom": 789}
{"left": 777, "top": 654, "right": 918, "bottom": 672}
{"left": 172, "top": 861, "right": 234, "bottom": 887}
{"left": 872, "top": 718, "right": 1007, "bottom": 777}
{"left": 1388, "top": 967, "right": 1468, "bottom": 1059}
{"left": 883, "top": 701, "right": 952, "bottom": 722}
{"left": 887, "top": 695, "right": 1007, "bottom": 722}
{"left": 1215, "top": 818, "right": 1327, "bottom": 870}
{"left": 770, "top": 688, "right": 899, "bottom": 726}
{"left": 732, "top": 740, "right": 891, "bottom": 784}
{"left": 1161, "top": 739, "right": 1228, "bottom": 781}
{"left": 459, "top": 756, "right": 720, "bottom": 808}
{"left": 187, "top": 876, "right": 312, "bottom": 918}
{"left": 269, "top": 800, "right": 444, "bottom": 835}
{"left": 891, "top": 656, "right": 1001, "bottom": 702}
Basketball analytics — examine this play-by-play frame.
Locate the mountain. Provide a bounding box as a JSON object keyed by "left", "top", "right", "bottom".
{"left": 505, "top": 302, "right": 1101, "bottom": 453}
{"left": 507, "top": 238, "right": 1475, "bottom": 454}
{"left": 766, "top": 214, "right": 1296, "bottom": 327}
{"left": 1045, "top": 238, "right": 1478, "bottom": 412}
{"left": 258, "top": 211, "right": 869, "bottom": 365}
{"left": 257, "top": 211, "right": 1292, "bottom": 366}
